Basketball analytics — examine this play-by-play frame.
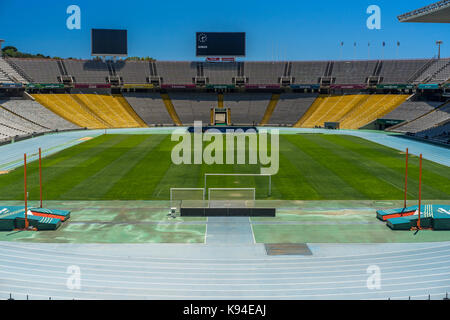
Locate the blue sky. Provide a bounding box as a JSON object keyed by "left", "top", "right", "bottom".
{"left": 0, "top": 0, "right": 448, "bottom": 61}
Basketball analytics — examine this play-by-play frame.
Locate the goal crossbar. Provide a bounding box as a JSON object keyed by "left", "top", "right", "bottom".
{"left": 170, "top": 188, "right": 205, "bottom": 201}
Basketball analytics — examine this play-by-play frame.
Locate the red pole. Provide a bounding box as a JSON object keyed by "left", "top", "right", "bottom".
{"left": 404, "top": 148, "right": 408, "bottom": 209}
{"left": 24, "top": 153, "right": 28, "bottom": 229}
{"left": 39, "top": 148, "right": 42, "bottom": 208}
{"left": 418, "top": 154, "right": 422, "bottom": 230}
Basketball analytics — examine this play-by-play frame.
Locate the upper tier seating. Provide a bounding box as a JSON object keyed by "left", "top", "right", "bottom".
{"left": 64, "top": 60, "right": 110, "bottom": 83}
{"left": 379, "top": 59, "right": 429, "bottom": 83}
{"left": 202, "top": 62, "right": 238, "bottom": 84}
{"left": 114, "top": 61, "right": 151, "bottom": 84}
{"left": 413, "top": 58, "right": 450, "bottom": 84}
{"left": 0, "top": 57, "right": 28, "bottom": 83}
{"left": 332, "top": 61, "right": 378, "bottom": 84}
{"left": 9, "top": 58, "right": 61, "bottom": 83}
{"left": 244, "top": 62, "right": 285, "bottom": 84}
{"left": 290, "top": 61, "right": 328, "bottom": 84}
{"left": 156, "top": 61, "right": 196, "bottom": 84}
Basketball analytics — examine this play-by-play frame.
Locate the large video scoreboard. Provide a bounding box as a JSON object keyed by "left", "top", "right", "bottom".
{"left": 91, "top": 29, "right": 128, "bottom": 57}
{"left": 196, "top": 32, "right": 246, "bottom": 57}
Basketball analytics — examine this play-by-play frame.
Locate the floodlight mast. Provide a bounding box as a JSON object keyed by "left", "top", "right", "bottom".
{"left": 436, "top": 40, "right": 443, "bottom": 59}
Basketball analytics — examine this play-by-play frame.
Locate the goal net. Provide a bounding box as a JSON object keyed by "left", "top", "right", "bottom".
{"left": 170, "top": 188, "right": 205, "bottom": 201}
{"left": 208, "top": 188, "right": 256, "bottom": 201}
{"left": 204, "top": 173, "right": 272, "bottom": 199}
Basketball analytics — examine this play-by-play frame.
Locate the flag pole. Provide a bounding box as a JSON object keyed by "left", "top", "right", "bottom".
{"left": 404, "top": 148, "right": 408, "bottom": 209}
{"left": 24, "top": 153, "right": 29, "bottom": 229}
{"left": 418, "top": 154, "right": 422, "bottom": 230}
{"left": 39, "top": 148, "right": 43, "bottom": 208}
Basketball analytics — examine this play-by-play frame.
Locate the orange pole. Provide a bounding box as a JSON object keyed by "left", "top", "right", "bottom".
{"left": 39, "top": 148, "right": 42, "bottom": 208}
{"left": 418, "top": 154, "right": 422, "bottom": 230}
{"left": 24, "top": 153, "right": 28, "bottom": 229}
{"left": 404, "top": 148, "right": 408, "bottom": 209}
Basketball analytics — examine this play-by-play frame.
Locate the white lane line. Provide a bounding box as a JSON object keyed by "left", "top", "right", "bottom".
{"left": 2, "top": 282, "right": 450, "bottom": 298}
{"left": 1, "top": 269, "right": 450, "bottom": 287}
{"left": 204, "top": 217, "right": 208, "bottom": 244}
{"left": 249, "top": 217, "right": 256, "bottom": 244}
{"left": 0, "top": 254, "right": 449, "bottom": 275}
{"left": 1, "top": 248, "right": 450, "bottom": 269}
{"left": 1, "top": 244, "right": 450, "bottom": 265}
{"left": 2, "top": 241, "right": 449, "bottom": 261}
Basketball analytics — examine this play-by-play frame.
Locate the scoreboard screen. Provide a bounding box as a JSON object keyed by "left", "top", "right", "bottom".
{"left": 196, "top": 32, "right": 246, "bottom": 57}
{"left": 91, "top": 29, "right": 128, "bottom": 56}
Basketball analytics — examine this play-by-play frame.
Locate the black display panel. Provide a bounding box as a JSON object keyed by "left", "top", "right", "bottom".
{"left": 196, "top": 32, "right": 245, "bottom": 57}
{"left": 91, "top": 29, "right": 127, "bottom": 56}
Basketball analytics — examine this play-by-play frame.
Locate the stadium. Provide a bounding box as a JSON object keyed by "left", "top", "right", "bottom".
{"left": 0, "top": 0, "right": 449, "bottom": 302}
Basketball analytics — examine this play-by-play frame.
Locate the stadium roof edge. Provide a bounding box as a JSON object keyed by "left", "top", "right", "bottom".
{"left": 398, "top": 0, "right": 450, "bottom": 23}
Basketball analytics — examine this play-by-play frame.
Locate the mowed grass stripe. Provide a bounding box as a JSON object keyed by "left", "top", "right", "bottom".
{"left": 291, "top": 134, "right": 400, "bottom": 199}
{"left": 281, "top": 135, "right": 366, "bottom": 199}
{"left": 41, "top": 135, "right": 138, "bottom": 199}
{"left": 324, "top": 135, "right": 450, "bottom": 198}
{"left": 104, "top": 135, "right": 174, "bottom": 199}
{"left": 0, "top": 134, "right": 121, "bottom": 200}
{"left": 61, "top": 135, "right": 166, "bottom": 200}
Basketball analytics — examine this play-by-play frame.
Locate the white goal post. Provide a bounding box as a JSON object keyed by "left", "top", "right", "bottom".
{"left": 204, "top": 173, "right": 272, "bottom": 199}
{"left": 208, "top": 188, "right": 256, "bottom": 201}
{"left": 170, "top": 188, "right": 205, "bottom": 201}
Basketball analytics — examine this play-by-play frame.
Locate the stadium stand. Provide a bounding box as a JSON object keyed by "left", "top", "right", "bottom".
{"left": 224, "top": 93, "right": 272, "bottom": 125}
{"left": 156, "top": 61, "right": 196, "bottom": 84}
{"left": 413, "top": 58, "right": 450, "bottom": 84}
{"left": 268, "top": 93, "right": 318, "bottom": 125}
{"left": 0, "top": 57, "right": 28, "bottom": 83}
{"left": 123, "top": 93, "right": 174, "bottom": 125}
{"left": 33, "top": 94, "right": 108, "bottom": 128}
{"left": 339, "top": 94, "right": 409, "bottom": 129}
{"left": 114, "top": 60, "right": 151, "bottom": 84}
{"left": 295, "top": 94, "right": 370, "bottom": 128}
{"left": 244, "top": 62, "right": 285, "bottom": 84}
{"left": 71, "top": 94, "right": 147, "bottom": 128}
{"left": 0, "top": 99, "right": 79, "bottom": 131}
{"left": 382, "top": 99, "right": 442, "bottom": 121}
{"left": 64, "top": 60, "right": 110, "bottom": 83}
{"left": 290, "top": 61, "right": 328, "bottom": 84}
{"left": 260, "top": 94, "right": 280, "bottom": 125}
{"left": 168, "top": 93, "right": 215, "bottom": 125}
{"left": 161, "top": 93, "right": 182, "bottom": 125}
{"left": 202, "top": 62, "right": 238, "bottom": 84}
{"left": 390, "top": 101, "right": 450, "bottom": 133}
{"left": 295, "top": 94, "right": 409, "bottom": 129}
{"left": 379, "top": 59, "right": 430, "bottom": 83}
{"left": 0, "top": 103, "right": 47, "bottom": 139}
{"left": 415, "top": 120, "right": 450, "bottom": 143}
{"left": 9, "top": 58, "right": 61, "bottom": 83}
{"left": 332, "top": 61, "right": 377, "bottom": 84}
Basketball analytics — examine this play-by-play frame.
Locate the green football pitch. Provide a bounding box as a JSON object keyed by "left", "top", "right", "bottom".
{"left": 0, "top": 133, "right": 448, "bottom": 201}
